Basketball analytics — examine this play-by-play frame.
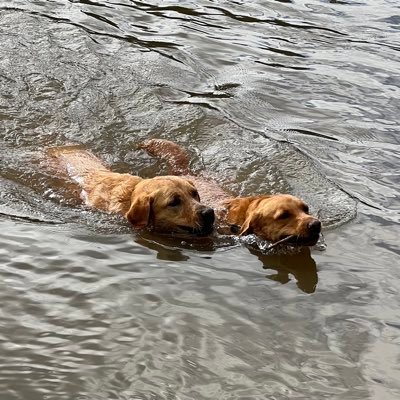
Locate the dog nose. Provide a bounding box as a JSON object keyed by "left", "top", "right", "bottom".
{"left": 200, "top": 207, "right": 215, "bottom": 225}
{"left": 308, "top": 219, "right": 321, "bottom": 233}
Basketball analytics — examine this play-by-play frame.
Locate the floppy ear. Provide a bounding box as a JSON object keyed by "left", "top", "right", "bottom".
{"left": 240, "top": 210, "right": 264, "bottom": 236}
{"left": 125, "top": 193, "right": 153, "bottom": 229}
{"left": 239, "top": 214, "right": 255, "bottom": 236}
{"left": 224, "top": 197, "right": 259, "bottom": 236}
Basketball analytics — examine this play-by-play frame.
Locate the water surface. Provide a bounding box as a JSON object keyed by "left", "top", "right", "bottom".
{"left": 0, "top": 1, "right": 399, "bottom": 399}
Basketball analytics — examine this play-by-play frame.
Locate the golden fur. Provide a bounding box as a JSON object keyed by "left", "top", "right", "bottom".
{"left": 139, "top": 139, "right": 321, "bottom": 245}
{"left": 49, "top": 146, "right": 215, "bottom": 235}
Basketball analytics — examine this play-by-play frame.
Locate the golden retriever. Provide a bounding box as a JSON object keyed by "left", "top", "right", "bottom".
{"left": 49, "top": 146, "right": 215, "bottom": 235}
{"left": 139, "top": 139, "right": 321, "bottom": 246}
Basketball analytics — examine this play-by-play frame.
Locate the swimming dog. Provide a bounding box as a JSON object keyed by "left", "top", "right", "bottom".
{"left": 139, "top": 139, "right": 321, "bottom": 246}
{"left": 49, "top": 146, "right": 215, "bottom": 235}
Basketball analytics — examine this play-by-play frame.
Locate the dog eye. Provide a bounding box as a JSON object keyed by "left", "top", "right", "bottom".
{"left": 302, "top": 204, "right": 309, "bottom": 214}
{"left": 168, "top": 196, "right": 181, "bottom": 207}
{"left": 278, "top": 211, "right": 290, "bottom": 220}
{"left": 191, "top": 190, "right": 200, "bottom": 200}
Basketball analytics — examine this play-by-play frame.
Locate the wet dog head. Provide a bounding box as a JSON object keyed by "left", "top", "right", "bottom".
{"left": 224, "top": 194, "right": 321, "bottom": 245}
{"left": 125, "top": 176, "right": 215, "bottom": 235}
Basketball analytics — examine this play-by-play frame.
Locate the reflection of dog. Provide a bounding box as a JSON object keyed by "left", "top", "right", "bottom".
{"left": 140, "top": 139, "right": 321, "bottom": 246}
{"left": 250, "top": 247, "right": 318, "bottom": 293}
{"left": 49, "top": 146, "right": 215, "bottom": 235}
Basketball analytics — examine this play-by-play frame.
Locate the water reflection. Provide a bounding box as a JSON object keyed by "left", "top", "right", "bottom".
{"left": 250, "top": 246, "right": 318, "bottom": 294}
{"left": 136, "top": 230, "right": 319, "bottom": 293}
{"left": 135, "top": 234, "right": 192, "bottom": 262}
{"left": 1, "top": 0, "right": 400, "bottom": 398}
{"left": 135, "top": 230, "right": 236, "bottom": 261}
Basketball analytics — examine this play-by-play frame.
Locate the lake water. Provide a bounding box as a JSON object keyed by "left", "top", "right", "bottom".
{"left": 0, "top": 1, "right": 399, "bottom": 399}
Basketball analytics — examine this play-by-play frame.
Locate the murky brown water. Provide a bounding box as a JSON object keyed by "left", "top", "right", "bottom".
{"left": 0, "top": 1, "right": 399, "bottom": 399}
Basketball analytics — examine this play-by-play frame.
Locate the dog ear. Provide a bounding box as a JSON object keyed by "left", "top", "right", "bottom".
{"left": 224, "top": 197, "right": 261, "bottom": 236}
{"left": 239, "top": 214, "right": 254, "bottom": 236}
{"left": 125, "top": 193, "right": 153, "bottom": 229}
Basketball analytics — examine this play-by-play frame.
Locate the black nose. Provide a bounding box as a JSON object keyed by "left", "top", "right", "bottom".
{"left": 200, "top": 207, "right": 215, "bottom": 225}
{"left": 308, "top": 219, "right": 321, "bottom": 233}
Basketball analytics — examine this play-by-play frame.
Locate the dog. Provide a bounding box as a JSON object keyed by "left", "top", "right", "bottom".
{"left": 139, "top": 139, "right": 321, "bottom": 246}
{"left": 49, "top": 146, "right": 215, "bottom": 235}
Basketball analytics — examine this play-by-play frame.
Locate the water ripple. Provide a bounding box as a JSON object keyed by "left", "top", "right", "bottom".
{"left": 0, "top": 1, "right": 400, "bottom": 399}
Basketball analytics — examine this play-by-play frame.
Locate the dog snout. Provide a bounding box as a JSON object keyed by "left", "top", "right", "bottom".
{"left": 200, "top": 207, "right": 215, "bottom": 226}
{"left": 307, "top": 219, "right": 321, "bottom": 233}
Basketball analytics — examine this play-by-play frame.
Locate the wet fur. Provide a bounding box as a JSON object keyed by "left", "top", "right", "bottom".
{"left": 139, "top": 139, "right": 321, "bottom": 245}
{"left": 49, "top": 146, "right": 214, "bottom": 235}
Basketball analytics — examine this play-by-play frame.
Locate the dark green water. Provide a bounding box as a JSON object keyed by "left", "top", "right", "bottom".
{"left": 0, "top": 1, "right": 399, "bottom": 399}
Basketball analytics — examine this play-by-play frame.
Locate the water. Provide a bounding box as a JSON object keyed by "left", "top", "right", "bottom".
{"left": 0, "top": 1, "right": 399, "bottom": 399}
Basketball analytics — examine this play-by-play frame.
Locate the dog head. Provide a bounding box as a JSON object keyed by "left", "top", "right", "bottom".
{"left": 125, "top": 176, "right": 215, "bottom": 235}
{"left": 224, "top": 194, "right": 321, "bottom": 245}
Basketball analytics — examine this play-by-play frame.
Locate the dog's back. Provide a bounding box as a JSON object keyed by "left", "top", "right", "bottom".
{"left": 49, "top": 146, "right": 143, "bottom": 213}
{"left": 138, "top": 139, "right": 191, "bottom": 175}
{"left": 139, "top": 139, "right": 231, "bottom": 209}
{"left": 48, "top": 145, "right": 108, "bottom": 185}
